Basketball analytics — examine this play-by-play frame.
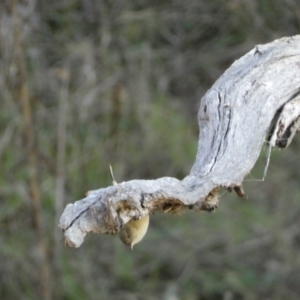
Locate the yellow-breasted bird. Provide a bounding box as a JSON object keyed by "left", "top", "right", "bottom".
{"left": 109, "top": 165, "right": 150, "bottom": 250}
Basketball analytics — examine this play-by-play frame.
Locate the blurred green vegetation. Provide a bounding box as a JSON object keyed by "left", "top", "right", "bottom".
{"left": 1, "top": 0, "right": 300, "bottom": 299}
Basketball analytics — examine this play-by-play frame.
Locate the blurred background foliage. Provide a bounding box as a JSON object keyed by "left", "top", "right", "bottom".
{"left": 1, "top": 0, "right": 300, "bottom": 299}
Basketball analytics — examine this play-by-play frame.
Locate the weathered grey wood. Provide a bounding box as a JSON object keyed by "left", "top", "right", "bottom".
{"left": 59, "top": 36, "right": 300, "bottom": 248}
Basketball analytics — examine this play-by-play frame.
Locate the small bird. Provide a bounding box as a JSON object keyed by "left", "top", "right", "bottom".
{"left": 109, "top": 164, "right": 149, "bottom": 249}
{"left": 118, "top": 215, "right": 150, "bottom": 250}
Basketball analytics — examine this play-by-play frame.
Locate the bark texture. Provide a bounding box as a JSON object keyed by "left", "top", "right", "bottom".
{"left": 59, "top": 35, "right": 300, "bottom": 248}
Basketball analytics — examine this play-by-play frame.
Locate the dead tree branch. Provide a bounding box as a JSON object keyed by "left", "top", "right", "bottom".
{"left": 60, "top": 35, "right": 300, "bottom": 248}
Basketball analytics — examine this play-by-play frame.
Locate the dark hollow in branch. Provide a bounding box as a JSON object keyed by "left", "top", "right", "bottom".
{"left": 59, "top": 36, "right": 300, "bottom": 248}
